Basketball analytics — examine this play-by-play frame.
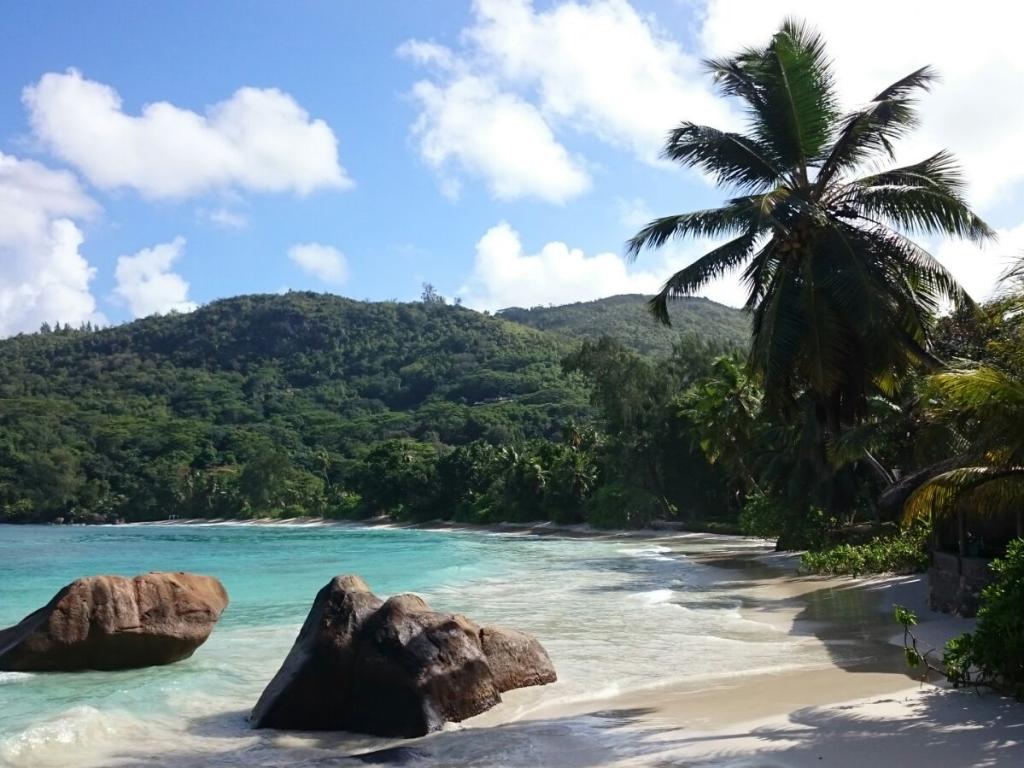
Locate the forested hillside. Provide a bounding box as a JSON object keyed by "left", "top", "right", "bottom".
{"left": 498, "top": 294, "right": 749, "bottom": 357}
{"left": 0, "top": 289, "right": 757, "bottom": 525}
{"left": 0, "top": 293, "right": 595, "bottom": 522}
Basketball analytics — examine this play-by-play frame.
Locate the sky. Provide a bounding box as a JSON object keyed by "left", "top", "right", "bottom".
{"left": 2, "top": 0, "right": 1023, "bottom": 337}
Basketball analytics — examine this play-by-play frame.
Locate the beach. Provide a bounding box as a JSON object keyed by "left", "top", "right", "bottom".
{"left": 0, "top": 521, "right": 1020, "bottom": 767}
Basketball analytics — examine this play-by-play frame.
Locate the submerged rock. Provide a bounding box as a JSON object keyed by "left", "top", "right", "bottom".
{"left": 0, "top": 572, "right": 228, "bottom": 671}
{"left": 251, "top": 575, "right": 556, "bottom": 737}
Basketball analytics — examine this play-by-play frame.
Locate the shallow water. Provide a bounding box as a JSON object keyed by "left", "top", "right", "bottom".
{"left": 0, "top": 524, "right": 855, "bottom": 767}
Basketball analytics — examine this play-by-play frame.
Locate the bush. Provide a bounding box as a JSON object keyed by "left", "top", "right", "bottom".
{"left": 896, "top": 539, "right": 1024, "bottom": 699}
{"left": 801, "top": 524, "right": 930, "bottom": 576}
{"left": 953, "top": 539, "right": 1024, "bottom": 698}
{"left": 324, "top": 490, "right": 364, "bottom": 520}
{"left": 585, "top": 483, "right": 661, "bottom": 529}
{"left": 739, "top": 493, "right": 829, "bottom": 550}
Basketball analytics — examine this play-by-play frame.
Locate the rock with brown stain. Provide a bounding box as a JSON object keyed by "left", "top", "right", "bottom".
{"left": 0, "top": 572, "right": 229, "bottom": 671}
{"left": 479, "top": 625, "right": 557, "bottom": 692}
{"left": 252, "top": 575, "right": 556, "bottom": 737}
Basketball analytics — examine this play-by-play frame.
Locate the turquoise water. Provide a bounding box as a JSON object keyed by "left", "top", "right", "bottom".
{"left": 0, "top": 524, "right": 836, "bottom": 767}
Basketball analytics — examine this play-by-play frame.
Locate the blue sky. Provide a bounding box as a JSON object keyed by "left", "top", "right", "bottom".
{"left": 2, "top": 0, "right": 1022, "bottom": 336}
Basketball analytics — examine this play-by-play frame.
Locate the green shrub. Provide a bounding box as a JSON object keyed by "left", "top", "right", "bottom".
{"left": 739, "top": 493, "right": 829, "bottom": 550}
{"left": 955, "top": 539, "right": 1024, "bottom": 697}
{"left": 324, "top": 490, "right": 363, "bottom": 520}
{"left": 585, "top": 483, "right": 661, "bottom": 529}
{"left": 896, "top": 539, "right": 1024, "bottom": 699}
{"left": 801, "top": 524, "right": 930, "bottom": 576}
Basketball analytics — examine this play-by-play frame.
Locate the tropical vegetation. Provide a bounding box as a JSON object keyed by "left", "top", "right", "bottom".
{"left": 0, "top": 290, "right": 740, "bottom": 526}
{"left": 628, "top": 20, "right": 990, "bottom": 524}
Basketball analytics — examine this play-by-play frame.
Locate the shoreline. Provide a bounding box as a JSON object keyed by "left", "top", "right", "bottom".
{"left": 455, "top": 532, "right": 1017, "bottom": 767}
{"left": 11, "top": 518, "right": 1021, "bottom": 765}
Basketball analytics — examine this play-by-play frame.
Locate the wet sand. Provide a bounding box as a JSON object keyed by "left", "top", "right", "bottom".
{"left": 128, "top": 520, "right": 1024, "bottom": 767}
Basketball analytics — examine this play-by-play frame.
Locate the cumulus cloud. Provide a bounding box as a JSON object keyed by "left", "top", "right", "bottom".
{"left": 700, "top": 0, "right": 1024, "bottom": 207}
{"left": 459, "top": 221, "right": 725, "bottom": 310}
{"left": 399, "top": 0, "right": 731, "bottom": 201}
{"left": 287, "top": 243, "right": 349, "bottom": 285}
{"left": 460, "top": 221, "right": 754, "bottom": 311}
{"left": 0, "top": 151, "right": 104, "bottom": 337}
{"left": 408, "top": 74, "right": 590, "bottom": 202}
{"left": 23, "top": 69, "right": 351, "bottom": 200}
{"left": 466, "top": 0, "right": 732, "bottom": 156}
{"left": 113, "top": 236, "right": 197, "bottom": 318}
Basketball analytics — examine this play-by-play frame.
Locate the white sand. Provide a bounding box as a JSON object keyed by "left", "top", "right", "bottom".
{"left": 446, "top": 536, "right": 1022, "bottom": 767}
{"left": 127, "top": 520, "right": 1023, "bottom": 766}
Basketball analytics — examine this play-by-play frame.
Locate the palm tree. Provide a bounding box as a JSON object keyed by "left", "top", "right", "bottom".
{"left": 629, "top": 20, "right": 992, "bottom": 438}
{"left": 904, "top": 364, "right": 1024, "bottom": 542}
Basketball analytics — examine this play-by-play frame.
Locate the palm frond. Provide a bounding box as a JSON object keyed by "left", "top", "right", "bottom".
{"left": 928, "top": 366, "right": 1024, "bottom": 414}
{"left": 925, "top": 367, "right": 1024, "bottom": 463}
{"left": 662, "top": 123, "right": 782, "bottom": 191}
{"left": 755, "top": 19, "right": 839, "bottom": 172}
{"left": 843, "top": 151, "right": 971, "bottom": 196}
{"left": 845, "top": 183, "right": 992, "bottom": 242}
{"left": 904, "top": 466, "right": 1024, "bottom": 522}
{"left": 626, "top": 196, "right": 772, "bottom": 258}
{"left": 815, "top": 66, "right": 937, "bottom": 184}
{"left": 704, "top": 50, "right": 769, "bottom": 111}
{"left": 749, "top": 259, "right": 806, "bottom": 396}
{"left": 999, "top": 252, "right": 1024, "bottom": 288}
{"left": 648, "top": 230, "right": 762, "bottom": 323}
{"left": 849, "top": 224, "right": 974, "bottom": 310}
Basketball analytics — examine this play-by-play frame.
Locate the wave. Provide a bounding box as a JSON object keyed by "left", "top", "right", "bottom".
{"left": 0, "top": 672, "right": 33, "bottom": 685}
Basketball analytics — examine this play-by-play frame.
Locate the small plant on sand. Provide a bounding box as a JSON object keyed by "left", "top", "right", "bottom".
{"left": 895, "top": 539, "right": 1024, "bottom": 699}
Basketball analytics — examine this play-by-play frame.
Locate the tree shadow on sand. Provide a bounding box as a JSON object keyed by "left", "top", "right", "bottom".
{"left": 667, "top": 687, "right": 1024, "bottom": 767}
{"left": 105, "top": 689, "right": 1023, "bottom": 767}
{"left": 107, "top": 707, "right": 687, "bottom": 768}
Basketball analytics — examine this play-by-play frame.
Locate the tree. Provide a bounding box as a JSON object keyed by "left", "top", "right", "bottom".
{"left": 904, "top": 366, "right": 1024, "bottom": 541}
{"left": 904, "top": 259, "right": 1024, "bottom": 544}
{"left": 629, "top": 20, "right": 990, "bottom": 450}
{"left": 420, "top": 283, "right": 446, "bottom": 304}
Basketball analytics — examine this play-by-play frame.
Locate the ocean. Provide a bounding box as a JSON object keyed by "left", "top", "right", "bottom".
{"left": 0, "top": 523, "right": 848, "bottom": 767}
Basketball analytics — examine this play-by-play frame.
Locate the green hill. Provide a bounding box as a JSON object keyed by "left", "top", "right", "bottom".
{"left": 497, "top": 294, "right": 749, "bottom": 357}
{"left": 0, "top": 293, "right": 590, "bottom": 522}
{"left": 0, "top": 291, "right": 746, "bottom": 523}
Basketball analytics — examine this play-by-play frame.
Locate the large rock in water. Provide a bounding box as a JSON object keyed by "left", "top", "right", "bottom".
{"left": 0, "top": 572, "right": 228, "bottom": 671}
{"left": 251, "top": 575, "right": 556, "bottom": 737}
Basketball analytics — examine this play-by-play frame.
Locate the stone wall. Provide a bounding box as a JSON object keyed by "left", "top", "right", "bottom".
{"left": 928, "top": 550, "right": 993, "bottom": 617}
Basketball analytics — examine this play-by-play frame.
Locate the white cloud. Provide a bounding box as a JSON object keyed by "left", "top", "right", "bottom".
{"left": 460, "top": 221, "right": 751, "bottom": 311}
{"left": 113, "top": 236, "right": 197, "bottom": 318}
{"left": 24, "top": 69, "right": 351, "bottom": 200}
{"left": 933, "top": 228, "right": 1022, "bottom": 304}
{"left": 408, "top": 74, "right": 590, "bottom": 202}
{"left": 287, "top": 242, "right": 349, "bottom": 285}
{"left": 0, "top": 151, "right": 104, "bottom": 337}
{"left": 201, "top": 207, "right": 249, "bottom": 230}
{"left": 699, "top": 0, "right": 1024, "bottom": 207}
{"left": 399, "top": 0, "right": 729, "bottom": 201}
{"left": 466, "top": 0, "right": 732, "bottom": 158}
{"left": 460, "top": 221, "right": 652, "bottom": 310}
